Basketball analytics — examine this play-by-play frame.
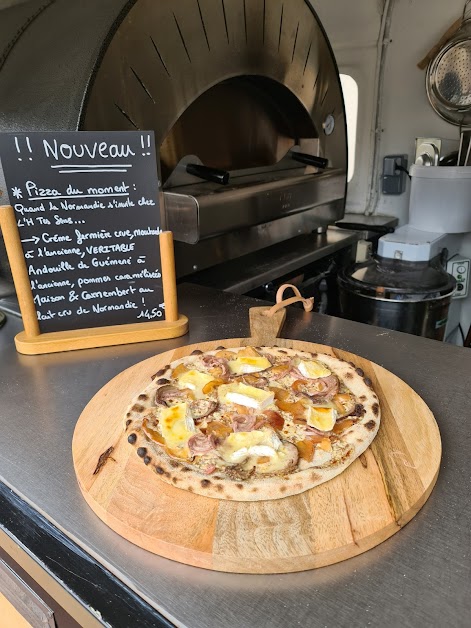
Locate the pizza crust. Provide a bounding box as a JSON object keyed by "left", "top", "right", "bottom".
{"left": 124, "top": 346, "right": 380, "bottom": 501}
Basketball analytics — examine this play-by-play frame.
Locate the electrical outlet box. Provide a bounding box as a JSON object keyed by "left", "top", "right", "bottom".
{"left": 447, "top": 256, "right": 470, "bottom": 298}
{"left": 382, "top": 154, "right": 408, "bottom": 195}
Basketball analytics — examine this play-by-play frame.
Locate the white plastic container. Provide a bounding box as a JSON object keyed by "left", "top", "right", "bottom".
{"left": 409, "top": 165, "right": 471, "bottom": 233}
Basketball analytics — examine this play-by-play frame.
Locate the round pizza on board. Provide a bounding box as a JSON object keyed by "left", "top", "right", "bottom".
{"left": 124, "top": 345, "right": 380, "bottom": 501}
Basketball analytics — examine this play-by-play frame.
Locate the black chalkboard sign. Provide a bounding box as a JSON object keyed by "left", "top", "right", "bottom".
{"left": 0, "top": 131, "right": 164, "bottom": 334}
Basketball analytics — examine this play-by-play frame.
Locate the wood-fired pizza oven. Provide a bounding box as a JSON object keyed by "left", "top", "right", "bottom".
{"left": 0, "top": 0, "right": 347, "bottom": 283}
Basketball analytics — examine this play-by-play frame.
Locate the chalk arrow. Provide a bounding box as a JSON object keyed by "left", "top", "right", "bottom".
{"left": 21, "top": 235, "right": 40, "bottom": 245}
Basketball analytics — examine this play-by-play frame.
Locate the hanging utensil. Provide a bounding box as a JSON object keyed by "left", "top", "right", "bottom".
{"left": 426, "top": 1, "right": 471, "bottom": 126}
{"left": 457, "top": 130, "right": 471, "bottom": 164}
{"left": 465, "top": 138, "right": 471, "bottom": 165}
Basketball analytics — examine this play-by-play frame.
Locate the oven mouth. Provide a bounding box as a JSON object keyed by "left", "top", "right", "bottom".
{"left": 72, "top": 0, "right": 347, "bottom": 277}
{"left": 160, "top": 74, "right": 318, "bottom": 186}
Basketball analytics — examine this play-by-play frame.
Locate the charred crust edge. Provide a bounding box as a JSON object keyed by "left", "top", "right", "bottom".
{"left": 151, "top": 368, "right": 167, "bottom": 380}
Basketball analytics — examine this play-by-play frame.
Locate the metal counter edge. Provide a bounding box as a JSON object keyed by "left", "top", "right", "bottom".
{"left": 0, "top": 482, "right": 174, "bottom": 628}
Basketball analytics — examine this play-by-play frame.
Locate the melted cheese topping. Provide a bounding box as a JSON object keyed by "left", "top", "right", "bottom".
{"left": 297, "top": 360, "right": 331, "bottom": 379}
{"left": 228, "top": 356, "right": 271, "bottom": 375}
{"left": 306, "top": 405, "right": 337, "bottom": 431}
{"left": 159, "top": 403, "right": 195, "bottom": 450}
{"left": 177, "top": 370, "right": 214, "bottom": 399}
{"left": 218, "top": 429, "right": 281, "bottom": 463}
{"left": 218, "top": 382, "right": 274, "bottom": 409}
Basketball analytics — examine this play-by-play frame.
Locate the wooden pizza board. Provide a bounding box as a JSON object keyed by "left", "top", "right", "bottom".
{"left": 72, "top": 308, "right": 441, "bottom": 574}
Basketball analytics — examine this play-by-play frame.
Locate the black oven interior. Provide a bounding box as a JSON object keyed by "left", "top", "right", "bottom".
{"left": 241, "top": 247, "right": 353, "bottom": 316}
{"left": 160, "top": 75, "right": 318, "bottom": 183}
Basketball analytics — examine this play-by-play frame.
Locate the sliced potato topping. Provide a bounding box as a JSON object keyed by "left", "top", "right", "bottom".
{"left": 275, "top": 397, "right": 307, "bottom": 419}
{"left": 164, "top": 445, "right": 191, "bottom": 461}
{"left": 171, "top": 363, "right": 188, "bottom": 379}
{"left": 318, "top": 437, "right": 332, "bottom": 452}
{"left": 236, "top": 346, "right": 262, "bottom": 358}
{"left": 296, "top": 439, "right": 315, "bottom": 462}
{"left": 333, "top": 393, "right": 356, "bottom": 417}
{"left": 333, "top": 419, "right": 355, "bottom": 434}
{"left": 266, "top": 363, "right": 291, "bottom": 379}
{"left": 142, "top": 418, "right": 164, "bottom": 444}
{"left": 215, "top": 349, "right": 237, "bottom": 360}
{"left": 202, "top": 379, "right": 225, "bottom": 394}
{"left": 205, "top": 421, "right": 233, "bottom": 440}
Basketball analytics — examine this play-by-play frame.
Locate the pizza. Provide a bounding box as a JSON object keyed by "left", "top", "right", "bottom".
{"left": 124, "top": 345, "right": 380, "bottom": 501}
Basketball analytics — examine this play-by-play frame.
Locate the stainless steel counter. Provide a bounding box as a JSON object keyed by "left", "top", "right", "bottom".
{"left": 0, "top": 283, "right": 470, "bottom": 627}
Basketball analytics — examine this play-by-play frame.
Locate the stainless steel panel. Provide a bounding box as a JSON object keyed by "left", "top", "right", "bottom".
{"left": 0, "top": 284, "right": 470, "bottom": 628}
{"left": 165, "top": 169, "right": 345, "bottom": 244}
{"left": 189, "top": 227, "right": 358, "bottom": 293}
{"left": 175, "top": 199, "right": 345, "bottom": 277}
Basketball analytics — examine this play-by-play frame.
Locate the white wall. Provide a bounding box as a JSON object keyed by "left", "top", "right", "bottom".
{"left": 317, "top": 0, "right": 466, "bottom": 219}
{"left": 377, "top": 0, "right": 464, "bottom": 223}
{"left": 313, "top": 0, "right": 384, "bottom": 213}
{"left": 317, "top": 0, "right": 471, "bottom": 342}
{"left": 374, "top": 0, "right": 471, "bottom": 342}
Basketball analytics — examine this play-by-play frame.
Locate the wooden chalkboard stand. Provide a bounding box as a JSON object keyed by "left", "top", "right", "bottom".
{"left": 0, "top": 205, "right": 188, "bottom": 355}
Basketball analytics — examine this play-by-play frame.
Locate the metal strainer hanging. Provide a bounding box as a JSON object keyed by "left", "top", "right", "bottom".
{"left": 427, "top": 1, "right": 471, "bottom": 125}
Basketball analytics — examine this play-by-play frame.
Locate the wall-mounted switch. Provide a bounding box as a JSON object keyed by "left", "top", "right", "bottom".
{"left": 382, "top": 154, "right": 408, "bottom": 195}
{"left": 447, "top": 256, "right": 470, "bottom": 299}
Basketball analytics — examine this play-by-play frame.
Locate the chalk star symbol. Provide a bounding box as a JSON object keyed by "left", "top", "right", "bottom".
{"left": 11, "top": 186, "right": 23, "bottom": 199}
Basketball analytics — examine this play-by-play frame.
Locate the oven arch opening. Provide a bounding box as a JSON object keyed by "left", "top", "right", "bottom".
{"left": 160, "top": 75, "right": 318, "bottom": 185}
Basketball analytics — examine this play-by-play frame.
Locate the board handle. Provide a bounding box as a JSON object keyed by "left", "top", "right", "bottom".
{"left": 249, "top": 284, "right": 314, "bottom": 344}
